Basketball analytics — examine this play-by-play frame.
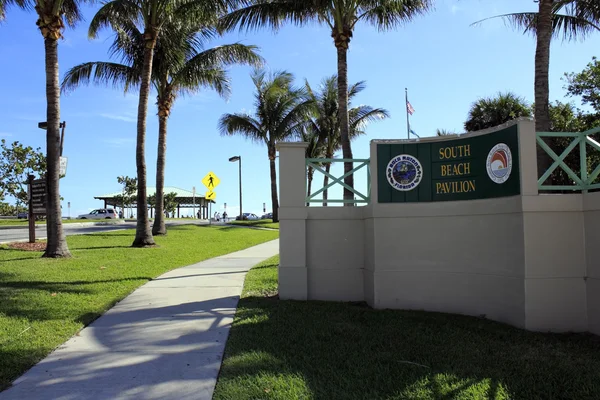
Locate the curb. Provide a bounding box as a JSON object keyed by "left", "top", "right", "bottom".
{"left": 225, "top": 224, "right": 279, "bottom": 231}
{"left": 0, "top": 221, "right": 128, "bottom": 230}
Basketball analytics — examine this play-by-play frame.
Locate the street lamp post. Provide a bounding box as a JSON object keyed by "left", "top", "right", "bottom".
{"left": 229, "top": 156, "right": 242, "bottom": 220}
{"left": 38, "top": 121, "right": 66, "bottom": 156}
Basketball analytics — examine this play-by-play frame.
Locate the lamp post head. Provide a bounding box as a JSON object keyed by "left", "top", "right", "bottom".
{"left": 228, "top": 156, "right": 241, "bottom": 162}
{"left": 38, "top": 121, "right": 66, "bottom": 130}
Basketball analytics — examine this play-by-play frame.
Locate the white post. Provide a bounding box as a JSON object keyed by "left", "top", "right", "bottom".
{"left": 192, "top": 186, "right": 196, "bottom": 219}
{"left": 277, "top": 142, "right": 309, "bottom": 300}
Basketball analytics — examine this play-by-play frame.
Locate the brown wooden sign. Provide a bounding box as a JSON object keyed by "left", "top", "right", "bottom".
{"left": 30, "top": 178, "right": 47, "bottom": 215}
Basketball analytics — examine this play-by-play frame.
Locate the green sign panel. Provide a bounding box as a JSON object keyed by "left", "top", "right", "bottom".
{"left": 377, "top": 125, "right": 520, "bottom": 203}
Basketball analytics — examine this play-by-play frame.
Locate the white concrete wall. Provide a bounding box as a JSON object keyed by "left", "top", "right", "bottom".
{"left": 365, "top": 198, "right": 526, "bottom": 328}
{"left": 522, "top": 195, "right": 588, "bottom": 332}
{"left": 584, "top": 192, "right": 600, "bottom": 335}
{"left": 277, "top": 120, "right": 600, "bottom": 335}
{"left": 306, "top": 208, "right": 364, "bottom": 301}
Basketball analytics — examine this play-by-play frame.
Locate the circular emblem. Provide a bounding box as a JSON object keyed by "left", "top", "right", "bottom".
{"left": 386, "top": 154, "right": 423, "bottom": 191}
{"left": 486, "top": 143, "right": 513, "bottom": 184}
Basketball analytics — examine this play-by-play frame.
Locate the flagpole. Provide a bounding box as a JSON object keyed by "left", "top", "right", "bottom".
{"left": 405, "top": 87, "right": 410, "bottom": 139}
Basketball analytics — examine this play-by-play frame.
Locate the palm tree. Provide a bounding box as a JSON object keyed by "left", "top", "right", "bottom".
{"left": 219, "top": 69, "right": 313, "bottom": 223}
{"left": 219, "top": 0, "right": 431, "bottom": 204}
{"left": 306, "top": 76, "right": 388, "bottom": 205}
{"left": 0, "top": 0, "right": 94, "bottom": 257}
{"left": 88, "top": 0, "right": 236, "bottom": 246}
{"left": 63, "top": 20, "right": 261, "bottom": 235}
{"left": 301, "top": 127, "right": 324, "bottom": 204}
{"left": 474, "top": 1, "right": 599, "bottom": 176}
{"left": 436, "top": 129, "right": 456, "bottom": 136}
{"left": 464, "top": 92, "right": 532, "bottom": 132}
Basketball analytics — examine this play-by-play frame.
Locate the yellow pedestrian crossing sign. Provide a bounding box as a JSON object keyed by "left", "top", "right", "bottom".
{"left": 205, "top": 190, "right": 216, "bottom": 201}
{"left": 202, "top": 172, "right": 220, "bottom": 190}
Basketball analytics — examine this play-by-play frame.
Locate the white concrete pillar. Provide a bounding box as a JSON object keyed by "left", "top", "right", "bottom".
{"left": 517, "top": 119, "right": 539, "bottom": 196}
{"left": 276, "top": 142, "right": 309, "bottom": 300}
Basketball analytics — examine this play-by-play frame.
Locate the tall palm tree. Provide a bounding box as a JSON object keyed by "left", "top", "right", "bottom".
{"left": 306, "top": 76, "right": 388, "bottom": 205}
{"left": 63, "top": 21, "right": 261, "bottom": 235}
{"left": 474, "top": 0, "right": 599, "bottom": 176}
{"left": 219, "top": 69, "right": 313, "bottom": 223}
{"left": 1, "top": 0, "right": 93, "bottom": 257}
{"left": 88, "top": 0, "right": 236, "bottom": 247}
{"left": 464, "top": 92, "right": 532, "bottom": 132}
{"left": 301, "top": 126, "right": 324, "bottom": 204}
{"left": 219, "top": 0, "right": 431, "bottom": 204}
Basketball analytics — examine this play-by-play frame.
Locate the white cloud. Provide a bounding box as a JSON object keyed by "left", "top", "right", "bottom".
{"left": 451, "top": 4, "right": 460, "bottom": 15}
{"left": 103, "top": 137, "right": 135, "bottom": 147}
{"left": 100, "top": 113, "right": 137, "bottom": 123}
{"left": 15, "top": 115, "right": 43, "bottom": 122}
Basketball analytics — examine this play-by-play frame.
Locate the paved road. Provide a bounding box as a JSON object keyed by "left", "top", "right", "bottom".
{"left": 0, "top": 220, "right": 212, "bottom": 243}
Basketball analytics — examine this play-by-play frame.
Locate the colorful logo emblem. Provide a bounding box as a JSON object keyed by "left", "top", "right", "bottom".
{"left": 386, "top": 154, "right": 423, "bottom": 191}
{"left": 486, "top": 143, "right": 513, "bottom": 184}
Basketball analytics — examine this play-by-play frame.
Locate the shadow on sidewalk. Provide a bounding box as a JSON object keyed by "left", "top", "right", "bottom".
{"left": 1, "top": 296, "right": 240, "bottom": 399}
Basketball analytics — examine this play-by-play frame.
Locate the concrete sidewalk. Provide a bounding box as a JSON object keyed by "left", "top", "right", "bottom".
{"left": 0, "top": 239, "right": 280, "bottom": 400}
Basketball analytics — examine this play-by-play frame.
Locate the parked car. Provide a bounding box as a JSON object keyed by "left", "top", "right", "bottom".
{"left": 17, "top": 211, "right": 28, "bottom": 219}
{"left": 261, "top": 213, "right": 273, "bottom": 220}
{"left": 235, "top": 213, "right": 259, "bottom": 221}
{"left": 77, "top": 209, "right": 118, "bottom": 219}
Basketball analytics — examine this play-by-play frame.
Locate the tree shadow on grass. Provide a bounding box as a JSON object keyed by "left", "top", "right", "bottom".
{"left": 0, "top": 297, "right": 239, "bottom": 397}
{"left": 215, "top": 298, "right": 600, "bottom": 400}
{"left": 0, "top": 275, "right": 153, "bottom": 323}
{"left": 71, "top": 246, "right": 132, "bottom": 251}
{"left": 78, "top": 233, "right": 133, "bottom": 238}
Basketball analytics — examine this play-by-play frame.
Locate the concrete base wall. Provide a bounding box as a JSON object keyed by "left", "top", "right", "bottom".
{"left": 279, "top": 192, "right": 598, "bottom": 333}
{"left": 277, "top": 123, "right": 599, "bottom": 335}
{"left": 305, "top": 208, "right": 364, "bottom": 301}
{"left": 584, "top": 192, "right": 600, "bottom": 335}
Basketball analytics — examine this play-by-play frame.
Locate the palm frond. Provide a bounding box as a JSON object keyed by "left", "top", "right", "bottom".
{"left": 218, "top": 113, "right": 265, "bottom": 144}
{"left": 218, "top": 0, "right": 315, "bottom": 33}
{"left": 61, "top": 61, "right": 139, "bottom": 94}
{"left": 61, "top": 0, "right": 85, "bottom": 28}
{"left": 348, "top": 80, "right": 366, "bottom": 101}
{"left": 472, "top": 9, "right": 600, "bottom": 41}
{"left": 350, "top": 106, "right": 390, "bottom": 132}
{"left": 89, "top": 0, "right": 142, "bottom": 39}
{"left": 358, "top": 0, "right": 433, "bottom": 30}
{"left": 176, "top": 68, "right": 230, "bottom": 98}
{"left": 172, "top": 44, "right": 262, "bottom": 98}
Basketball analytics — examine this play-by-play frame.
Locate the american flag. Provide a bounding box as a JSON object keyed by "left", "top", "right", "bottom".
{"left": 406, "top": 101, "right": 415, "bottom": 115}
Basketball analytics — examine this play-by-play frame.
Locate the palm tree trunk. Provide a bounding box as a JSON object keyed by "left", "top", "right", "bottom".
{"left": 336, "top": 44, "right": 354, "bottom": 206}
{"left": 306, "top": 166, "right": 314, "bottom": 207}
{"left": 132, "top": 39, "right": 156, "bottom": 247}
{"left": 152, "top": 112, "right": 168, "bottom": 236}
{"left": 42, "top": 36, "right": 70, "bottom": 258}
{"left": 535, "top": 0, "right": 553, "bottom": 181}
{"left": 323, "top": 161, "right": 331, "bottom": 207}
{"left": 269, "top": 146, "right": 279, "bottom": 223}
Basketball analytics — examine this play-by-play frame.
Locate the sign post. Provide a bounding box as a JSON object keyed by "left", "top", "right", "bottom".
{"left": 202, "top": 171, "right": 220, "bottom": 224}
{"left": 68, "top": 201, "right": 71, "bottom": 219}
{"left": 27, "top": 175, "right": 35, "bottom": 243}
{"left": 192, "top": 186, "right": 196, "bottom": 219}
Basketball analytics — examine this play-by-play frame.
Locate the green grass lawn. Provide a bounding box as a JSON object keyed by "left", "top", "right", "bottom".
{"left": 214, "top": 256, "right": 600, "bottom": 400}
{"left": 229, "top": 219, "right": 279, "bottom": 230}
{"left": 0, "top": 225, "right": 279, "bottom": 391}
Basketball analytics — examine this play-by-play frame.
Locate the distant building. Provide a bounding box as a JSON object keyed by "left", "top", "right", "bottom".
{"left": 94, "top": 186, "right": 213, "bottom": 218}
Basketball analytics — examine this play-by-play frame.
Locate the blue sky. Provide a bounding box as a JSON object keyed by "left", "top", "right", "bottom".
{"left": 1, "top": 0, "right": 599, "bottom": 217}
